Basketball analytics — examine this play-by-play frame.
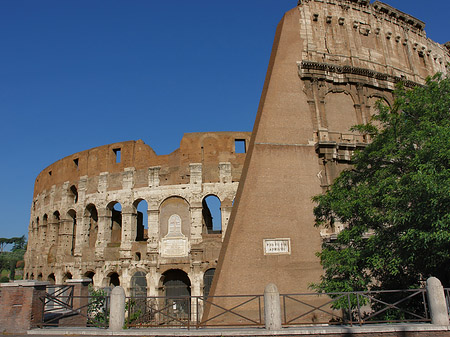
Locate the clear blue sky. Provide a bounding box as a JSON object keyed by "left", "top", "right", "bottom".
{"left": 0, "top": 0, "right": 448, "bottom": 240}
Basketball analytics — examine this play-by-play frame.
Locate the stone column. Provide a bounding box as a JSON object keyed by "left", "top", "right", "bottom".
{"left": 95, "top": 207, "right": 110, "bottom": 260}
{"left": 190, "top": 202, "right": 203, "bottom": 243}
{"left": 120, "top": 204, "right": 134, "bottom": 260}
{"left": 147, "top": 202, "right": 159, "bottom": 252}
{"left": 109, "top": 286, "right": 125, "bottom": 331}
{"left": 264, "top": 283, "right": 281, "bottom": 331}
{"left": 426, "top": 277, "right": 449, "bottom": 325}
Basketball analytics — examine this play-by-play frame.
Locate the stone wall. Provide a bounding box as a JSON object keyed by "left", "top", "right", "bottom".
{"left": 205, "top": 0, "right": 450, "bottom": 323}
{"left": 24, "top": 131, "right": 250, "bottom": 299}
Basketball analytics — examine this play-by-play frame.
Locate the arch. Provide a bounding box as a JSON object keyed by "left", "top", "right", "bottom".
{"left": 131, "top": 271, "right": 147, "bottom": 297}
{"left": 366, "top": 95, "right": 391, "bottom": 130}
{"left": 69, "top": 185, "right": 78, "bottom": 204}
{"left": 106, "top": 272, "right": 120, "bottom": 287}
{"left": 84, "top": 271, "right": 95, "bottom": 280}
{"left": 63, "top": 272, "right": 72, "bottom": 282}
{"left": 37, "top": 273, "right": 43, "bottom": 281}
{"left": 30, "top": 273, "right": 34, "bottom": 280}
{"left": 203, "top": 268, "right": 216, "bottom": 298}
{"left": 324, "top": 91, "right": 358, "bottom": 134}
{"left": 67, "top": 209, "right": 77, "bottom": 256}
{"left": 50, "top": 211, "right": 61, "bottom": 245}
{"left": 47, "top": 273, "right": 56, "bottom": 284}
{"left": 106, "top": 202, "right": 122, "bottom": 244}
{"left": 160, "top": 269, "right": 191, "bottom": 315}
{"left": 133, "top": 199, "right": 148, "bottom": 241}
{"left": 85, "top": 204, "right": 98, "bottom": 248}
{"left": 159, "top": 197, "right": 190, "bottom": 238}
{"left": 202, "top": 195, "right": 222, "bottom": 234}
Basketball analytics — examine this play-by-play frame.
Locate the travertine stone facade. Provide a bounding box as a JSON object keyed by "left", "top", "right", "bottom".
{"left": 24, "top": 132, "right": 250, "bottom": 298}
{"left": 205, "top": 0, "right": 450, "bottom": 323}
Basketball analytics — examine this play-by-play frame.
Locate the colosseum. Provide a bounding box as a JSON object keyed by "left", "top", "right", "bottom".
{"left": 24, "top": 132, "right": 250, "bottom": 298}
{"left": 25, "top": 0, "right": 450, "bottom": 308}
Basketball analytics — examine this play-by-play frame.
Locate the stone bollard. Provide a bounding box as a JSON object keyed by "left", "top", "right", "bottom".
{"left": 426, "top": 277, "right": 449, "bottom": 325}
{"left": 109, "top": 286, "right": 125, "bottom": 331}
{"left": 264, "top": 283, "right": 282, "bottom": 330}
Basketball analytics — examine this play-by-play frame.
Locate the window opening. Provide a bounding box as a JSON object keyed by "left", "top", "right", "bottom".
{"left": 135, "top": 200, "right": 148, "bottom": 241}
{"left": 113, "top": 148, "right": 121, "bottom": 163}
{"left": 109, "top": 272, "right": 120, "bottom": 287}
{"left": 162, "top": 269, "right": 191, "bottom": 316}
{"left": 131, "top": 271, "right": 147, "bottom": 297}
{"left": 235, "top": 139, "right": 246, "bottom": 153}
{"left": 70, "top": 185, "right": 78, "bottom": 203}
{"left": 202, "top": 195, "right": 222, "bottom": 234}
{"left": 203, "top": 268, "right": 215, "bottom": 298}
{"left": 73, "top": 158, "right": 79, "bottom": 169}
{"left": 48, "top": 171, "right": 52, "bottom": 176}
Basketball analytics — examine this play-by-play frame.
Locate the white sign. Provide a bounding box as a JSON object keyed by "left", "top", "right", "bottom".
{"left": 263, "top": 238, "right": 291, "bottom": 255}
{"left": 161, "top": 238, "right": 188, "bottom": 257}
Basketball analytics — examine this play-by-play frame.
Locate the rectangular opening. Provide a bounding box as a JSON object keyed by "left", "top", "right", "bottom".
{"left": 73, "top": 158, "right": 79, "bottom": 169}
{"left": 235, "top": 139, "right": 246, "bottom": 154}
{"left": 113, "top": 148, "right": 121, "bottom": 163}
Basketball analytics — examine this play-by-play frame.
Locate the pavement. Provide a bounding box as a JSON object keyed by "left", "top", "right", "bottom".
{"left": 18, "top": 323, "right": 450, "bottom": 336}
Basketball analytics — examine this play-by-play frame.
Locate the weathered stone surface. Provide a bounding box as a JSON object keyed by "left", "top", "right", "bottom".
{"left": 205, "top": 0, "right": 450, "bottom": 324}
{"left": 25, "top": 132, "right": 250, "bottom": 299}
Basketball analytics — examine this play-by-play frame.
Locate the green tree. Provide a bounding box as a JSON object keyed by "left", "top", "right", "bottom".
{"left": 313, "top": 74, "right": 450, "bottom": 294}
{"left": 0, "top": 236, "right": 26, "bottom": 281}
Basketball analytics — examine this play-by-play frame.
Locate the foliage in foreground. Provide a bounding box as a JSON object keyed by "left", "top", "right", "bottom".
{"left": 312, "top": 74, "right": 450, "bottom": 297}
{"left": 0, "top": 236, "right": 26, "bottom": 281}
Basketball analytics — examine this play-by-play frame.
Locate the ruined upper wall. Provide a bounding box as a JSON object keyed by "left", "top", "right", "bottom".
{"left": 299, "top": 0, "right": 450, "bottom": 86}
{"left": 33, "top": 132, "right": 251, "bottom": 197}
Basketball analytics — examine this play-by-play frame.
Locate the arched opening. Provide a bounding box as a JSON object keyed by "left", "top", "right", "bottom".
{"left": 37, "top": 273, "right": 43, "bottom": 281}
{"left": 324, "top": 91, "right": 358, "bottom": 138}
{"left": 50, "top": 211, "right": 60, "bottom": 246}
{"left": 85, "top": 204, "right": 98, "bottom": 249}
{"left": 203, "top": 268, "right": 215, "bottom": 298}
{"left": 202, "top": 195, "right": 222, "bottom": 234}
{"left": 69, "top": 185, "right": 78, "bottom": 204}
{"left": 161, "top": 269, "right": 191, "bottom": 315}
{"left": 84, "top": 271, "right": 95, "bottom": 282}
{"left": 134, "top": 199, "right": 148, "bottom": 241}
{"left": 107, "top": 272, "right": 120, "bottom": 287}
{"left": 63, "top": 272, "right": 72, "bottom": 282}
{"left": 30, "top": 273, "right": 34, "bottom": 280}
{"left": 42, "top": 214, "right": 48, "bottom": 244}
{"left": 67, "top": 210, "right": 77, "bottom": 256}
{"left": 131, "top": 271, "right": 147, "bottom": 297}
{"left": 107, "top": 202, "right": 122, "bottom": 244}
{"left": 47, "top": 273, "right": 56, "bottom": 284}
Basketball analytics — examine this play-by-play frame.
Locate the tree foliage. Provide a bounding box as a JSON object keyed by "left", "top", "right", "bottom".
{"left": 0, "top": 235, "right": 26, "bottom": 281}
{"left": 313, "top": 74, "right": 450, "bottom": 293}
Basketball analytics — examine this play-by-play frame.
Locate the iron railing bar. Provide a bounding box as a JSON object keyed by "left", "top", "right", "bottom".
{"left": 196, "top": 296, "right": 261, "bottom": 326}
{"left": 284, "top": 296, "right": 344, "bottom": 324}
{"left": 359, "top": 290, "right": 427, "bottom": 319}
{"left": 282, "top": 293, "right": 347, "bottom": 322}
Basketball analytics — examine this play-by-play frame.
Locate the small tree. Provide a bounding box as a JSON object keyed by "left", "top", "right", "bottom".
{"left": 313, "top": 74, "right": 450, "bottom": 294}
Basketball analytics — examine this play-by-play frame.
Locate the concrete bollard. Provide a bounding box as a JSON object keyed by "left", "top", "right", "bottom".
{"left": 426, "top": 277, "right": 449, "bottom": 325}
{"left": 109, "top": 286, "right": 125, "bottom": 331}
{"left": 264, "top": 283, "right": 282, "bottom": 330}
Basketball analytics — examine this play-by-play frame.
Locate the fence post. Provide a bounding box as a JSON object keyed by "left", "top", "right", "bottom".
{"left": 264, "top": 283, "right": 281, "bottom": 330}
{"left": 426, "top": 277, "right": 449, "bottom": 325}
{"left": 109, "top": 286, "right": 125, "bottom": 331}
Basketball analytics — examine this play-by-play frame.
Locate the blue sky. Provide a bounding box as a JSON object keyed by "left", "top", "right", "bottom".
{"left": 0, "top": 0, "right": 448, "bottom": 240}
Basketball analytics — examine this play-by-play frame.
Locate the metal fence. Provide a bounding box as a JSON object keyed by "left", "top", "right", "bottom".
{"left": 124, "top": 289, "right": 430, "bottom": 329}
{"left": 39, "top": 285, "right": 110, "bottom": 328}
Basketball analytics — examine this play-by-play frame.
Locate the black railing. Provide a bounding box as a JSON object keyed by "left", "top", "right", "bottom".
{"left": 125, "top": 289, "right": 430, "bottom": 329}
{"left": 39, "top": 284, "right": 109, "bottom": 328}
